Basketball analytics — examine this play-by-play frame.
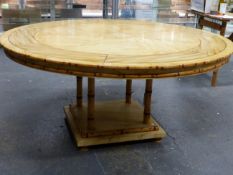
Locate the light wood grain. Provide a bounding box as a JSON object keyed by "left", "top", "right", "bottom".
{"left": 1, "top": 19, "right": 233, "bottom": 78}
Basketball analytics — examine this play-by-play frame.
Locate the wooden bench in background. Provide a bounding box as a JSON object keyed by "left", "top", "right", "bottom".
{"left": 191, "top": 10, "right": 233, "bottom": 87}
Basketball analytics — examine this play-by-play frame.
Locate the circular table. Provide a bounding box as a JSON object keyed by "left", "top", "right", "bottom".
{"left": 1, "top": 19, "right": 233, "bottom": 147}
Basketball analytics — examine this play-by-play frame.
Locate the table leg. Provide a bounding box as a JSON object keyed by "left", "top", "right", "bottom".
{"left": 209, "top": 21, "right": 225, "bottom": 87}
{"left": 196, "top": 16, "right": 225, "bottom": 87}
{"left": 198, "top": 16, "right": 204, "bottom": 30}
{"left": 144, "top": 79, "right": 153, "bottom": 124}
{"left": 211, "top": 70, "right": 219, "bottom": 87}
{"left": 220, "top": 21, "right": 227, "bottom": 36}
{"left": 228, "top": 33, "right": 233, "bottom": 41}
{"left": 76, "top": 76, "right": 83, "bottom": 107}
{"left": 126, "top": 79, "right": 132, "bottom": 104}
{"left": 88, "top": 78, "right": 95, "bottom": 120}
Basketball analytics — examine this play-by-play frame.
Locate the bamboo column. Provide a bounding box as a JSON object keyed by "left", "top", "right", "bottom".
{"left": 143, "top": 79, "right": 153, "bottom": 124}
{"left": 76, "top": 76, "right": 87, "bottom": 137}
{"left": 88, "top": 78, "right": 95, "bottom": 120}
{"left": 126, "top": 79, "right": 132, "bottom": 104}
{"left": 76, "top": 76, "right": 83, "bottom": 107}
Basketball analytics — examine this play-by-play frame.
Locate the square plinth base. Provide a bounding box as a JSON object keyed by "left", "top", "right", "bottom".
{"left": 64, "top": 100, "right": 166, "bottom": 147}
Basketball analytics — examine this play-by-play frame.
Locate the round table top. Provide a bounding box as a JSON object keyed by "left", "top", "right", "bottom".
{"left": 1, "top": 19, "right": 233, "bottom": 78}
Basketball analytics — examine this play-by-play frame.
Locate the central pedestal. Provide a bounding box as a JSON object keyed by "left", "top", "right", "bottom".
{"left": 64, "top": 100, "right": 166, "bottom": 147}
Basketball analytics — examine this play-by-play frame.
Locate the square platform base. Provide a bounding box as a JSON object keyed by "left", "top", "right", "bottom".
{"left": 64, "top": 100, "right": 166, "bottom": 147}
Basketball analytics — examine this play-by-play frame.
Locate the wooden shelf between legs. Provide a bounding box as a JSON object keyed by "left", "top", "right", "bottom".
{"left": 64, "top": 100, "right": 166, "bottom": 147}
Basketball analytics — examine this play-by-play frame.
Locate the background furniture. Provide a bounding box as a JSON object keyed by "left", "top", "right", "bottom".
{"left": 2, "top": 9, "right": 41, "bottom": 31}
{"left": 192, "top": 9, "right": 233, "bottom": 86}
{"left": 1, "top": 7, "right": 84, "bottom": 31}
{"left": 56, "top": 8, "right": 82, "bottom": 18}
